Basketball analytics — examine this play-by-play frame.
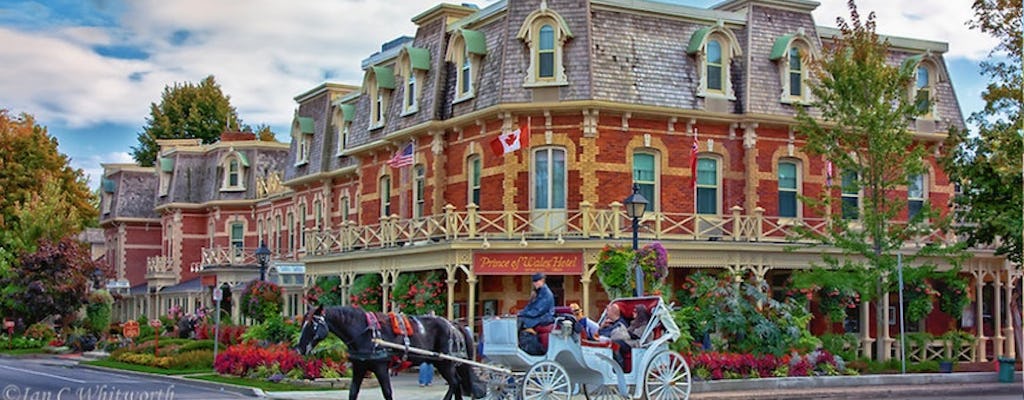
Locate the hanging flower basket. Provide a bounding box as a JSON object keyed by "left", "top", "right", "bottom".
{"left": 596, "top": 242, "right": 669, "bottom": 299}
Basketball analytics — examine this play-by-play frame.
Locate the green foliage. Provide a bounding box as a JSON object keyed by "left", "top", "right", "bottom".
{"left": 935, "top": 271, "right": 970, "bottom": 320}
{"left": 240, "top": 280, "right": 284, "bottom": 323}
{"left": 306, "top": 276, "right": 346, "bottom": 306}
{"left": 178, "top": 339, "right": 216, "bottom": 352}
{"left": 676, "top": 271, "right": 818, "bottom": 356}
{"left": 597, "top": 243, "right": 669, "bottom": 299}
{"left": 942, "top": 0, "right": 1022, "bottom": 264}
{"left": 0, "top": 238, "right": 103, "bottom": 327}
{"left": 792, "top": 267, "right": 871, "bottom": 324}
{"left": 0, "top": 335, "right": 46, "bottom": 349}
{"left": 792, "top": 2, "right": 966, "bottom": 357}
{"left": 24, "top": 323, "right": 55, "bottom": 342}
{"left": 391, "top": 271, "right": 446, "bottom": 315}
{"left": 85, "top": 290, "right": 114, "bottom": 336}
{"left": 131, "top": 76, "right": 243, "bottom": 166}
{"left": 349, "top": 274, "right": 382, "bottom": 311}
{"left": 820, "top": 333, "right": 860, "bottom": 362}
{"left": 0, "top": 110, "right": 97, "bottom": 247}
{"left": 895, "top": 266, "right": 938, "bottom": 322}
{"left": 241, "top": 313, "right": 299, "bottom": 344}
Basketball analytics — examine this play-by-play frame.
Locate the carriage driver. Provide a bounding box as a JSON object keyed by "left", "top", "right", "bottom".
{"left": 518, "top": 272, "right": 555, "bottom": 334}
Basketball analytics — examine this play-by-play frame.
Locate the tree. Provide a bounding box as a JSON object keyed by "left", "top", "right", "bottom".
{"left": 0, "top": 237, "right": 104, "bottom": 327}
{"left": 131, "top": 75, "right": 242, "bottom": 166}
{"left": 942, "top": 0, "right": 1022, "bottom": 264}
{"left": 0, "top": 110, "right": 96, "bottom": 270}
{"left": 794, "top": 1, "right": 964, "bottom": 359}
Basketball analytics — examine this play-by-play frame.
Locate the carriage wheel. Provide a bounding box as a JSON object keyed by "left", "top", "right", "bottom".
{"left": 481, "top": 367, "right": 519, "bottom": 400}
{"left": 584, "top": 384, "right": 628, "bottom": 400}
{"left": 521, "top": 361, "right": 572, "bottom": 400}
{"left": 642, "top": 350, "right": 691, "bottom": 400}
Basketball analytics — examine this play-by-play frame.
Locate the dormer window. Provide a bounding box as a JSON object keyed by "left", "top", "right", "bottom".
{"left": 220, "top": 152, "right": 248, "bottom": 191}
{"left": 335, "top": 104, "right": 354, "bottom": 156}
{"left": 397, "top": 46, "right": 429, "bottom": 116}
{"left": 517, "top": 8, "right": 571, "bottom": 87}
{"left": 688, "top": 25, "right": 741, "bottom": 99}
{"left": 446, "top": 29, "right": 487, "bottom": 102}
{"left": 293, "top": 116, "right": 314, "bottom": 165}
{"left": 914, "top": 64, "right": 936, "bottom": 119}
{"left": 101, "top": 177, "right": 115, "bottom": 214}
{"left": 770, "top": 32, "right": 816, "bottom": 104}
{"left": 365, "top": 66, "right": 395, "bottom": 129}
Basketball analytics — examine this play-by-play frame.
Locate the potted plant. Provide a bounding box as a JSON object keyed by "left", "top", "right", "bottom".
{"left": 596, "top": 242, "right": 669, "bottom": 299}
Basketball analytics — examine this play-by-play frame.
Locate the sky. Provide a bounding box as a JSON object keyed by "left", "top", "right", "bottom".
{"left": 0, "top": 0, "right": 996, "bottom": 188}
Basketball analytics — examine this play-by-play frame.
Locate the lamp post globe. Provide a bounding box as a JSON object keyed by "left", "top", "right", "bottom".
{"left": 254, "top": 241, "right": 271, "bottom": 282}
{"left": 623, "top": 183, "right": 649, "bottom": 296}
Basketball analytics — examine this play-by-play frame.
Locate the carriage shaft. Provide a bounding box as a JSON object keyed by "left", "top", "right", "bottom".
{"left": 371, "top": 339, "right": 512, "bottom": 375}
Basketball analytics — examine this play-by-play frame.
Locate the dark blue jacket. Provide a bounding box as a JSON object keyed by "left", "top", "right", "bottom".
{"left": 518, "top": 284, "right": 555, "bottom": 329}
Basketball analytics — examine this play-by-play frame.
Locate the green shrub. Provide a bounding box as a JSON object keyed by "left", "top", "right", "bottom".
{"left": 820, "top": 333, "right": 860, "bottom": 362}
{"left": 24, "top": 323, "right": 55, "bottom": 342}
{"left": 85, "top": 290, "right": 114, "bottom": 336}
{"left": 167, "top": 350, "right": 213, "bottom": 369}
{"left": 179, "top": 340, "right": 216, "bottom": 352}
{"left": 242, "top": 313, "right": 298, "bottom": 344}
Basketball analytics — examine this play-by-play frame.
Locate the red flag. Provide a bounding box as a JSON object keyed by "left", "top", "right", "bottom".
{"left": 825, "top": 159, "right": 834, "bottom": 187}
{"left": 489, "top": 118, "right": 530, "bottom": 157}
{"left": 689, "top": 128, "right": 699, "bottom": 189}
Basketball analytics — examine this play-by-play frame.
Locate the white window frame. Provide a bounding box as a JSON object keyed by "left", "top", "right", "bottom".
{"left": 413, "top": 164, "right": 426, "bottom": 219}
{"left": 776, "top": 36, "right": 815, "bottom": 104}
{"left": 777, "top": 159, "right": 801, "bottom": 219}
{"left": 229, "top": 222, "right": 244, "bottom": 250}
{"left": 287, "top": 212, "right": 295, "bottom": 252}
{"left": 468, "top": 155, "right": 482, "bottom": 206}
{"left": 341, "top": 195, "right": 350, "bottom": 222}
{"left": 914, "top": 63, "right": 936, "bottom": 120}
{"left": 367, "top": 71, "right": 389, "bottom": 129}
{"left": 695, "top": 156, "right": 721, "bottom": 215}
{"left": 159, "top": 171, "right": 172, "bottom": 197}
{"left": 632, "top": 151, "right": 659, "bottom": 212}
{"left": 337, "top": 121, "right": 350, "bottom": 156}
{"left": 220, "top": 153, "right": 246, "bottom": 191}
{"left": 531, "top": 147, "right": 567, "bottom": 211}
{"left": 690, "top": 27, "right": 740, "bottom": 100}
{"left": 102, "top": 192, "right": 112, "bottom": 214}
{"left": 907, "top": 173, "right": 927, "bottom": 221}
{"left": 517, "top": 9, "right": 571, "bottom": 87}
{"left": 380, "top": 175, "right": 392, "bottom": 219}
{"left": 841, "top": 171, "right": 861, "bottom": 220}
{"left": 402, "top": 70, "right": 422, "bottom": 115}
{"left": 299, "top": 203, "right": 307, "bottom": 249}
{"left": 459, "top": 45, "right": 473, "bottom": 99}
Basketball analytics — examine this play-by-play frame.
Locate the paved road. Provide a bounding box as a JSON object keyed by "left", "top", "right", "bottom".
{"left": 0, "top": 357, "right": 245, "bottom": 400}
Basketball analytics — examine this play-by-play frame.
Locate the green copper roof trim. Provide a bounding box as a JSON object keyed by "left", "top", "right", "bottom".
{"left": 901, "top": 54, "right": 925, "bottom": 71}
{"left": 687, "top": 26, "right": 712, "bottom": 54}
{"left": 769, "top": 34, "right": 795, "bottom": 61}
{"left": 340, "top": 104, "right": 356, "bottom": 122}
{"left": 237, "top": 152, "right": 249, "bottom": 167}
{"left": 297, "top": 117, "right": 315, "bottom": 134}
{"left": 371, "top": 66, "right": 396, "bottom": 89}
{"left": 159, "top": 157, "right": 174, "bottom": 173}
{"left": 406, "top": 46, "right": 431, "bottom": 71}
{"left": 101, "top": 178, "right": 116, "bottom": 193}
{"left": 460, "top": 29, "right": 487, "bottom": 55}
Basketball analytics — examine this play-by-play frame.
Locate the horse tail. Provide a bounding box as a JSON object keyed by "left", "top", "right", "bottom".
{"left": 457, "top": 325, "right": 486, "bottom": 399}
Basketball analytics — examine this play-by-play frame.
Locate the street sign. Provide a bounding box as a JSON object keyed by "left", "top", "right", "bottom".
{"left": 149, "top": 319, "right": 162, "bottom": 329}
{"left": 122, "top": 321, "right": 139, "bottom": 338}
{"left": 213, "top": 287, "right": 223, "bottom": 302}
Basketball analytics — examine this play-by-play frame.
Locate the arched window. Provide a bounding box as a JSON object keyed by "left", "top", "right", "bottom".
{"left": 915, "top": 65, "right": 933, "bottom": 118}
{"left": 706, "top": 40, "right": 723, "bottom": 93}
{"left": 788, "top": 47, "right": 803, "bottom": 97}
{"left": 228, "top": 159, "right": 240, "bottom": 187}
{"left": 413, "top": 165, "right": 426, "bottom": 218}
{"left": 696, "top": 157, "right": 720, "bottom": 215}
{"left": 908, "top": 174, "right": 927, "bottom": 220}
{"left": 460, "top": 46, "right": 472, "bottom": 96}
{"left": 517, "top": 10, "right": 571, "bottom": 87}
{"left": 398, "top": 46, "right": 428, "bottom": 115}
{"left": 365, "top": 66, "right": 394, "bottom": 128}
{"left": 632, "top": 152, "right": 658, "bottom": 212}
{"left": 230, "top": 222, "right": 244, "bottom": 250}
{"left": 468, "top": 155, "right": 481, "bottom": 206}
{"left": 841, "top": 171, "right": 860, "bottom": 220}
{"left": 406, "top": 73, "right": 417, "bottom": 110}
{"left": 341, "top": 196, "right": 350, "bottom": 222}
{"left": 533, "top": 147, "right": 566, "bottom": 211}
{"left": 380, "top": 175, "right": 392, "bottom": 218}
{"left": 220, "top": 153, "right": 247, "bottom": 190}
{"left": 287, "top": 212, "right": 295, "bottom": 251}
{"left": 778, "top": 160, "right": 800, "bottom": 218}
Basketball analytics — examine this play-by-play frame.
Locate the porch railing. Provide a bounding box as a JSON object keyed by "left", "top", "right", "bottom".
{"left": 305, "top": 203, "right": 961, "bottom": 257}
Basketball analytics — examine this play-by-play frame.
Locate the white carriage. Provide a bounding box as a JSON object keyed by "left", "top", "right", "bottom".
{"left": 481, "top": 296, "right": 691, "bottom": 400}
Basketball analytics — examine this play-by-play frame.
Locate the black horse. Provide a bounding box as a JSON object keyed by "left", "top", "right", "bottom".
{"left": 296, "top": 305, "right": 484, "bottom": 400}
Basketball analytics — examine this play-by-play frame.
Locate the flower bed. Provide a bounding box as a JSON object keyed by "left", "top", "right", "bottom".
{"left": 108, "top": 339, "right": 215, "bottom": 371}
{"left": 214, "top": 341, "right": 349, "bottom": 381}
{"left": 686, "top": 350, "right": 850, "bottom": 381}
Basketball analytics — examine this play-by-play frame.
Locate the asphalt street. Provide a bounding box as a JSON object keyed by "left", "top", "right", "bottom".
{"left": 0, "top": 357, "right": 245, "bottom": 400}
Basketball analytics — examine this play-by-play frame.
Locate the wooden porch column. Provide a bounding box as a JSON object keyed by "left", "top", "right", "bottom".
{"left": 994, "top": 273, "right": 1004, "bottom": 359}
{"left": 1004, "top": 272, "right": 1017, "bottom": 358}
{"left": 975, "top": 274, "right": 988, "bottom": 362}
{"left": 582, "top": 265, "right": 594, "bottom": 319}
{"left": 881, "top": 293, "right": 893, "bottom": 361}
{"left": 467, "top": 271, "right": 478, "bottom": 335}
{"left": 445, "top": 265, "right": 457, "bottom": 320}
{"left": 860, "top": 299, "right": 874, "bottom": 359}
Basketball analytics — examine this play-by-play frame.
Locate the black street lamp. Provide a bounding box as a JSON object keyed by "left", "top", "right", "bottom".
{"left": 623, "top": 183, "right": 649, "bottom": 296}
{"left": 92, "top": 268, "right": 104, "bottom": 290}
{"left": 254, "top": 241, "right": 271, "bottom": 281}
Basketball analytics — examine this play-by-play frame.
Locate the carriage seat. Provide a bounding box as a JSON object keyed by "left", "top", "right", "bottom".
{"left": 534, "top": 323, "right": 554, "bottom": 349}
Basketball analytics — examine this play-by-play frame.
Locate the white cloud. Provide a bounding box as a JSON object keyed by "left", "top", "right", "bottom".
{"left": 812, "top": 0, "right": 996, "bottom": 60}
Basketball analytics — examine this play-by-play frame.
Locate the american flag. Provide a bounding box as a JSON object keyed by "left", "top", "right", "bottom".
{"left": 386, "top": 143, "right": 414, "bottom": 168}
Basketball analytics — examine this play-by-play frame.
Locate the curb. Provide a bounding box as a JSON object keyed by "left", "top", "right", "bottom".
{"left": 76, "top": 363, "right": 263, "bottom": 397}
{"left": 694, "top": 371, "right": 1022, "bottom": 392}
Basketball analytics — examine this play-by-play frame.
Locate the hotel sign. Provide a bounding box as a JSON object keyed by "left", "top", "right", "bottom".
{"left": 473, "top": 252, "right": 583, "bottom": 275}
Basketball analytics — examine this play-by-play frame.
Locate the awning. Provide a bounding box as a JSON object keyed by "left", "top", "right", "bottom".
{"left": 460, "top": 29, "right": 487, "bottom": 56}
{"left": 769, "top": 33, "right": 795, "bottom": 60}
{"left": 340, "top": 104, "right": 356, "bottom": 122}
{"left": 296, "top": 117, "right": 315, "bottom": 134}
{"left": 237, "top": 152, "right": 249, "bottom": 167}
{"left": 405, "top": 46, "right": 431, "bottom": 71}
{"left": 159, "top": 157, "right": 174, "bottom": 173}
{"left": 101, "top": 178, "right": 116, "bottom": 193}
{"left": 687, "top": 26, "right": 712, "bottom": 54}
{"left": 371, "top": 66, "right": 396, "bottom": 89}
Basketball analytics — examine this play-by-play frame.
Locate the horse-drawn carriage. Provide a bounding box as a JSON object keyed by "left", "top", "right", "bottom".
{"left": 480, "top": 296, "right": 691, "bottom": 400}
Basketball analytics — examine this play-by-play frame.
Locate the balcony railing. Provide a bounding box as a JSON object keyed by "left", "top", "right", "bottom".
{"left": 306, "top": 203, "right": 961, "bottom": 256}
{"left": 145, "top": 255, "right": 176, "bottom": 279}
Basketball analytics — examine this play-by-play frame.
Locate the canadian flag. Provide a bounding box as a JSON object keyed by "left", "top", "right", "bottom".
{"left": 489, "top": 120, "right": 530, "bottom": 157}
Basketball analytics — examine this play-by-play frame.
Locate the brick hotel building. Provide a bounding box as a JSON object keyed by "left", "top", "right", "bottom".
{"left": 98, "top": 0, "right": 1017, "bottom": 361}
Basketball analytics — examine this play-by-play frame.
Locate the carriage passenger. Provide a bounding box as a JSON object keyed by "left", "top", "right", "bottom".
{"left": 570, "top": 303, "right": 599, "bottom": 340}
{"left": 598, "top": 303, "right": 632, "bottom": 366}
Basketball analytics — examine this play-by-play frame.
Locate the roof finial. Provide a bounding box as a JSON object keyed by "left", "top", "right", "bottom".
{"left": 540, "top": 0, "right": 547, "bottom": 10}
